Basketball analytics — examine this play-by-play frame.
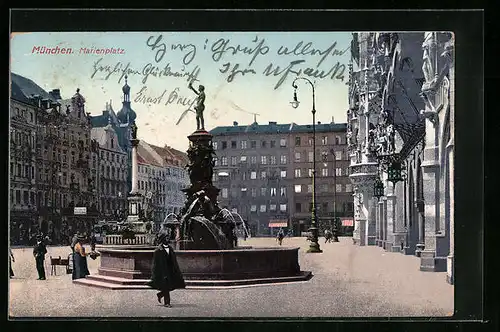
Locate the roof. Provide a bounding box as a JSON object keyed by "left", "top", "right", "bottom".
{"left": 137, "top": 140, "right": 164, "bottom": 167}
{"left": 11, "top": 72, "right": 55, "bottom": 104}
{"left": 91, "top": 126, "right": 126, "bottom": 153}
{"left": 209, "top": 122, "right": 347, "bottom": 136}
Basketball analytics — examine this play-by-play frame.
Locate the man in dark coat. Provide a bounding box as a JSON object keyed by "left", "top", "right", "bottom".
{"left": 148, "top": 232, "right": 185, "bottom": 307}
{"left": 33, "top": 234, "right": 47, "bottom": 280}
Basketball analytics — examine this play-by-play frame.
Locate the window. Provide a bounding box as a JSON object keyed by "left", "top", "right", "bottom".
{"left": 270, "top": 156, "right": 276, "bottom": 165}
{"left": 295, "top": 203, "right": 302, "bottom": 212}
{"left": 250, "top": 171, "right": 257, "bottom": 179}
{"left": 241, "top": 140, "right": 247, "bottom": 149}
{"left": 251, "top": 140, "right": 257, "bottom": 149}
{"left": 307, "top": 185, "right": 313, "bottom": 193}
{"left": 295, "top": 184, "right": 302, "bottom": 193}
{"left": 321, "top": 151, "right": 328, "bottom": 162}
{"left": 321, "top": 184, "right": 328, "bottom": 192}
{"left": 270, "top": 204, "right": 277, "bottom": 211}
{"left": 213, "top": 157, "right": 218, "bottom": 166}
{"left": 295, "top": 169, "right": 301, "bottom": 178}
{"left": 336, "top": 184, "right": 342, "bottom": 192}
{"left": 260, "top": 205, "right": 267, "bottom": 212}
{"left": 242, "top": 172, "right": 247, "bottom": 181}
{"left": 295, "top": 137, "right": 301, "bottom": 146}
{"left": 345, "top": 184, "right": 353, "bottom": 192}
{"left": 261, "top": 140, "right": 267, "bottom": 148}
{"left": 251, "top": 156, "right": 257, "bottom": 164}
{"left": 280, "top": 155, "right": 287, "bottom": 164}
{"left": 280, "top": 187, "right": 286, "bottom": 197}
{"left": 251, "top": 205, "right": 257, "bottom": 212}
{"left": 335, "top": 136, "right": 341, "bottom": 145}
{"left": 15, "top": 190, "right": 21, "bottom": 204}
{"left": 261, "top": 156, "right": 267, "bottom": 164}
{"left": 280, "top": 204, "right": 287, "bottom": 212}
{"left": 336, "top": 168, "right": 342, "bottom": 176}
{"left": 308, "top": 151, "right": 314, "bottom": 162}
{"left": 261, "top": 171, "right": 267, "bottom": 179}
{"left": 308, "top": 169, "right": 314, "bottom": 177}
{"left": 213, "top": 142, "right": 218, "bottom": 150}
{"left": 280, "top": 138, "right": 287, "bottom": 147}
{"left": 270, "top": 140, "right": 276, "bottom": 148}
{"left": 221, "top": 156, "right": 228, "bottom": 166}
{"left": 240, "top": 156, "right": 247, "bottom": 163}
{"left": 251, "top": 188, "right": 257, "bottom": 197}
{"left": 231, "top": 141, "right": 237, "bottom": 148}
{"left": 23, "top": 191, "right": 29, "bottom": 205}
{"left": 270, "top": 188, "right": 277, "bottom": 196}
{"left": 322, "top": 168, "right": 328, "bottom": 177}
{"left": 308, "top": 138, "right": 313, "bottom": 146}
{"left": 335, "top": 151, "right": 342, "bottom": 160}
{"left": 295, "top": 152, "right": 301, "bottom": 162}
{"left": 322, "top": 136, "right": 328, "bottom": 145}
{"left": 220, "top": 141, "right": 227, "bottom": 150}
{"left": 280, "top": 170, "right": 287, "bottom": 178}
{"left": 261, "top": 188, "right": 267, "bottom": 196}
{"left": 231, "top": 156, "right": 237, "bottom": 166}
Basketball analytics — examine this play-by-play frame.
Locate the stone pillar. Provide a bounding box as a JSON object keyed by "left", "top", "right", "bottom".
{"left": 366, "top": 196, "right": 376, "bottom": 245}
{"left": 130, "top": 139, "right": 139, "bottom": 195}
{"left": 381, "top": 198, "right": 387, "bottom": 248}
{"left": 446, "top": 41, "right": 455, "bottom": 284}
{"left": 375, "top": 198, "right": 381, "bottom": 246}
{"left": 377, "top": 201, "right": 384, "bottom": 247}
{"left": 385, "top": 188, "right": 397, "bottom": 252}
{"left": 392, "top": 180, "right": 406, "bottom": 252}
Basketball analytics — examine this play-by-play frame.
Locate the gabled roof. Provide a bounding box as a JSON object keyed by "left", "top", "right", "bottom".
{"left": 11, "top": 73, "right": 54, "bottom": 104}
{"left": 137, "top": 140, "right": 163, "bottom": 167}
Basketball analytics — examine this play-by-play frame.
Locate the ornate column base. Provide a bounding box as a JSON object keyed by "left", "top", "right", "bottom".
{"left": 446, "top": 254, "right": 454, "bottom": 284}
{"left": 306, "top": 227, "right": 323, "bottom": 253}
{"left": 420, "top": 249, "right": 447, "bottom": 272}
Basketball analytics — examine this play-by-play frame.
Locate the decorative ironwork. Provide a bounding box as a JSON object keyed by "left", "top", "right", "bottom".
{"left": 373, "top": 177, "right": 384, "bottom": 200}
{"left": 387, "top": 161, "right": 404, "bottom": 185}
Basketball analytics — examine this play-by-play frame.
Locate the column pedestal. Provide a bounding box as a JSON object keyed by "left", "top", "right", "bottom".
{"left": 420, "top": 249, "right": 447, "bottom": 272}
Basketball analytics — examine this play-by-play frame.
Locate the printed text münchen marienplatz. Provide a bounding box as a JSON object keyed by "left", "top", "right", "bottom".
{"left": 32, "top": 46, "right": 125, "bottom": 55}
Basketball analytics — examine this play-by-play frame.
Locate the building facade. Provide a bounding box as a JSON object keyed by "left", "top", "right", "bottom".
{"left": 10, "top": 73, "right": 99, "bottom": 245}
{"left": 210, "top": 121, "right": 353, "bottom": 237}
{"left": 346, "top": 32, "right": 454, "bottom": 283}
{"left": 91, "top": 120, "right": 129, "bottom": 221}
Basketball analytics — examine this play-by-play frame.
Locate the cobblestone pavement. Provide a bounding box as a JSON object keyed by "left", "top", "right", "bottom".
{"left": 9, "top": 237, "right": 453, "bottom": 318}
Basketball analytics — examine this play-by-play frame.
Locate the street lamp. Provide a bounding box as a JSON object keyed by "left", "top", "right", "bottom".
{"left": 290, "top": 77, "right": 322, "bottom": 253}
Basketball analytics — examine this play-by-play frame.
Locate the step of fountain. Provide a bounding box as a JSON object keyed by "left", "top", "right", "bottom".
{"left": 73, "top": 271, "right": 313, "bottom": 290}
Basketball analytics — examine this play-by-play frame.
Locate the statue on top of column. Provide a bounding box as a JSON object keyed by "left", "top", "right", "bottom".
{"left": 188, "top": 79, "right": 206, "bottom": 131}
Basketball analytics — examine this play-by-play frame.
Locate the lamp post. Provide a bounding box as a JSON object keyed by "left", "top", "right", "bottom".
{"left": 290, "top": 77, "right": 322, "bottom": 253}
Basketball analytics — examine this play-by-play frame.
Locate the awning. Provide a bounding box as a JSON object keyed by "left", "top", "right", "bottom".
{"left": 341, "top": 219, "right": 354, "bottom": 227}
{"left": 269, "top": 220, "right": 288, "bottom": 228}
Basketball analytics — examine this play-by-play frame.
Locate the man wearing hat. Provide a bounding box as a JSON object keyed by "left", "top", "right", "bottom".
{"left": 33, "top": 234, "right": 47, "bottom": 280}
{"left": 148, "top": 231, "right": 185, "bottom": 307}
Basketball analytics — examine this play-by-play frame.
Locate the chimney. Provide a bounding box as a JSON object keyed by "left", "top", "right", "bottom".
{"left": 269, "top": 121, "right": 277, "bottom": 125}
{"left": 50, "top": 89, "right": 62, "bottom": 100}
{"left": 233, "top": 121, "right": 238, "bottom": 126}
{"left": 331, "top": 116, "right": 335, "bottom": 124}
{"left": 318, "top": 121, "right": 321, "bottom": 125}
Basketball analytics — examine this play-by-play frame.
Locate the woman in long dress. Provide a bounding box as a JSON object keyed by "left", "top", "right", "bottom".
{"left": 148, "top": 232, "right": 185, "bottom": 307}
{"left": 72, "top": 234, "right": 90, "bottom": 280}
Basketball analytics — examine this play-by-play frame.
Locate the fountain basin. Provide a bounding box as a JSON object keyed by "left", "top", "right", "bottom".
{"left": 74, "top": 245, "right": 312, "bottom": 289}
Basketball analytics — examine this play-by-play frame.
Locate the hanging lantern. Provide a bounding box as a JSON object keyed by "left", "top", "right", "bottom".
{"left": 387, "top": 161, "right": 403, "bottom": 185}
{"left": 373, "top": 177, "right": 385, "bottom": 200}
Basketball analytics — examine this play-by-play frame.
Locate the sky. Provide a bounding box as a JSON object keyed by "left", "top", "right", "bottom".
{"left": 10, "top": 32, "right": 352, "bottom": 151}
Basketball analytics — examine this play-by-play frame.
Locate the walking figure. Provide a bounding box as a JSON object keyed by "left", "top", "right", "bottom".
{"left": 277, "top": 228, "right": 285, "bottom": 246}
{"left": 324, "top": 229, "right": 333, "bottom": 243}
{"left": 188, "top": 79, "right": 206, "bottom": 130}
{"left": 33, "top": 234, "right": 47, "bottom": 280}
{"left": 148, "top": 232, "right": 186, "bottom": 307}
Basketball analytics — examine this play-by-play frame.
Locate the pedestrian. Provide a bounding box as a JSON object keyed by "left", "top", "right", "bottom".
{"left": 72, "top": 233, "right": 90, "bottom": 280}
{"left": 90, "top": 232, "right": 97, "bottom": 252}
{"left": 33, "top": 234, "right": 47, "bottom": 280}
{"left": 277, "top": 228, "right": 285, "bottom": 246}
{"left": 9, "top": 247, "right": 15, "bottom": 278}
{"left": 148, "top": 231, "right": 186, "bottom": 307}
{"left": 70, "top": 233, "right": 79, "bottom": 252}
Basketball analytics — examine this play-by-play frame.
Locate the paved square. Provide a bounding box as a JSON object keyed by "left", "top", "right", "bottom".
{"left": 9, "top": 237, "right": 453, "bottom": 317}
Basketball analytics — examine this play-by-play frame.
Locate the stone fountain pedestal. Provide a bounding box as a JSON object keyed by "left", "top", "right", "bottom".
{"left": 73, "top": 245, "right": 312, "bottom": 289}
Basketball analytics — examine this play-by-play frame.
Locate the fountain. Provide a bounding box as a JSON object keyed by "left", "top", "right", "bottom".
{"left": 74, "top": 93, "right": 311, "bottom": 289}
